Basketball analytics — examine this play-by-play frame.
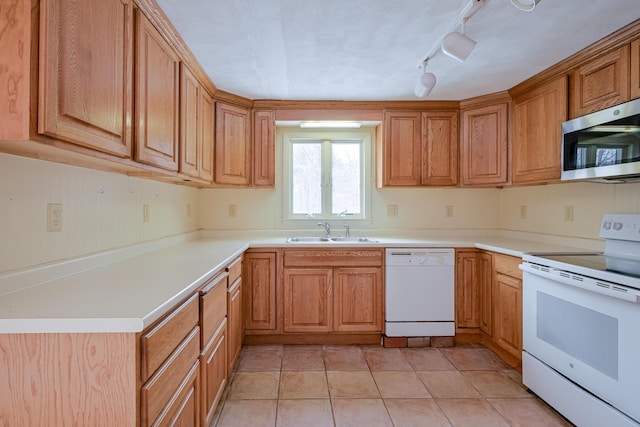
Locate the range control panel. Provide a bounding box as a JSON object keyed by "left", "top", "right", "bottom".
{"left": 600, "top": 214, "right": 640, "bottom": 242}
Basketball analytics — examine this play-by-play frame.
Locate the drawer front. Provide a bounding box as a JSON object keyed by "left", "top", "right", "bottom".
{"left": 152, "top": 360, "right": 200, "bottom": 427}
{"left": 141, "top": 294, "right": 199, "bottom": 381}
{"left": 201, "top": 319, "right": 227, "bottom": 427}
{"left": 283, "top": 249, "right": 383, "bottom": 267}
{"left": 493, "top": 253, "right": 522, "bottom": 279}
{"left": 200, "top": 274, "right": 228, "bottom": 348}
{"left": 141, "top": 326, "right": 201, "bottom": 426}
{"left": 226, "top": 256, "right": 242, "bottom": 286}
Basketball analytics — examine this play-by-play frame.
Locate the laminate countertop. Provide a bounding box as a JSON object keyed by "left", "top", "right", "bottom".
{"left": 0, "top": 234, "right": 595, "bottom": 334}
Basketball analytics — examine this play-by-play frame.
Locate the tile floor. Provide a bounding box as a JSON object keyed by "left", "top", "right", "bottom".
{"left": 213, "top": 343, "right": 571, "bottom": 427}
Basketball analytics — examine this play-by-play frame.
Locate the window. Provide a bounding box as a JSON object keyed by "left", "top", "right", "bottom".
{"left": 283, "top": 129, "right": 372, "bottom": 221}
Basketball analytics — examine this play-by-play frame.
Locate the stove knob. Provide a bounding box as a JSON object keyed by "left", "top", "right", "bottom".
{"left": 613, "top": 222, "right": 623, "bottom": 231}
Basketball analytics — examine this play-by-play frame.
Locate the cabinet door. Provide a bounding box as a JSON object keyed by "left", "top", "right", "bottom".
{"left": 460, "top": 102, "right": 509, "bottom": 186}
{"left": 421, "top": 111, "right": 458, "bottom": 186}
{"left": 333, "top": 268, "right": 382, "bottom": 332}
{"left": 381, "top": 111, "right": 422, "bottom": 186}
{"left": 227, "top": 278, "right": 243, "bottom": 376}
{"left": 179, "top": 63, "right": 200, "bottom": 178}
{"left": 201, "top": 320, "right": 227, "bottom": 427}
{"left": 455, "top": 250, "right": 479, "bottom": 329}
{"left": 215, "top": 102, "right": 251, "bottom": 185}
{"left": 199, "top": 90, "right": 215, "bottom": 182}
{"left": 493, "top": 273, "right": 522, "bottom": 359}
{"left": 631, "top": 39, "right": 640, "bottom": 100}
{"left": 570, "top": 45, "right": 630, "bottom": 118}
{"left": 513, "top": 76, "right": 568, "bottom": 184}
{"left": 243, "top": 252, "right": 277, "bottom": 331}
{"left": 478, "top": 252, "right": 493, "bottom": 336}
{"left": 253, "top": 110, "right": 276, "bottom": 187}
{"left": 134, "top": 10, "right": 180, "bottom": 171}
{"left": 38, "top": 0, "right": 132, "bottom": 157}
{"left": 153, "top": 360, "right": 200, "bottom": 427}
{"left": 283, "top": 268, "right": 333, "bottom": 333}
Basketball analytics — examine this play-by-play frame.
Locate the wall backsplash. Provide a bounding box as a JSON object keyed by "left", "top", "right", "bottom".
{"left": 0, "top": 153, "right": 199, "bottom": 273}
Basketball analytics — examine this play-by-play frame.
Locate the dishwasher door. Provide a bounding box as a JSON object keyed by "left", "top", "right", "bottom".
{"left": 385, "top": 248, "right": 454, "bottom": 337}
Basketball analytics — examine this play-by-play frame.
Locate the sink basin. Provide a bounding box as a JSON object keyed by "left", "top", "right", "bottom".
{"left": 285, "top": 236, "right": 378, "bottom": 243}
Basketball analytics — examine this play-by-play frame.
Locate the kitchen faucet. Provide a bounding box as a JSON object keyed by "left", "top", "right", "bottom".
{"left": 317, "top": 222, "right": 331, "bottom": 237}
{"left": 344, "top": 224, "right": 350, "bottom": 237}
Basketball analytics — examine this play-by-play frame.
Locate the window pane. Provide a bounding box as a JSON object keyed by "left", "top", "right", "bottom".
{"left": 331, "top": 142, "right": 361, "bottom": 215}
{"left": 292, "top": 142, "right": 322, "bottom": 215}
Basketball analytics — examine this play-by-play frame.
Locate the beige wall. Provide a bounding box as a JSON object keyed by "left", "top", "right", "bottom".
{"left": 0, "top": 153, "right": 199, "bottom": 273}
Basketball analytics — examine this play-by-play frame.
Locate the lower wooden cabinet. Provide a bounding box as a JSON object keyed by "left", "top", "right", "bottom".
{"left": 333, "top": 267, "right": 383, "bottom": 332}
{"left": 200, "top": 320, "right": 227, "bottom": 427}
{"left": 455, "top": 250, "right": 480, "bottom": 329}
{"left": 243, "top": 251, "right": 277, "bottom": 332}
{"left": 283, "top": 268, "right": 333, "bottom": 333}
{"left": 492, "top": 254, "right": 523, "bottom": 359}
{"left": 227, "top": 277, "right": 243, "bottom": 376}
{"left": 154, "top": 360, "right": 201, "bottom": 427}
{"left": 478, "top": 252, "right": 493, "bottom": 336}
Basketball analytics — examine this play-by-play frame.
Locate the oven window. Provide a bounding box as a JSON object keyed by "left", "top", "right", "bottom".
{"left": 537, "top": 292, "right": 618, "bottom": 380}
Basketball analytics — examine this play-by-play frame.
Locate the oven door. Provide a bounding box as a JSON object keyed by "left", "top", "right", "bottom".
{"left": 522, "top": 266, "right": 640, "bottom": 424}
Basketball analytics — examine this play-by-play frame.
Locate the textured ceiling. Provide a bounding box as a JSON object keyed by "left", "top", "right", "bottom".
{"left": 156, "top": 0, "right": 640, "bottom": 101}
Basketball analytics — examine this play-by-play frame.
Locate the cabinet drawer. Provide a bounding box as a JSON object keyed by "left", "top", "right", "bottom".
{"left": 141, "top": 326, "right": 201, "bottom": 426}
{"left": 493, "top": 253, "right": 522, "bottom": 279}
{"left": 226, "top": 256, "right": 242, "bottom": 286}
{"left": 200, "top": 272, "right": 228, "bottom": 348}
{"left": 151, "top": 359, "right": 200, "bottom": 427}
{"left": 141, "top": 294, "right": 199, "bottom": 382}
{"left": 283, "top": 249, "right": 383, "bottom": 267}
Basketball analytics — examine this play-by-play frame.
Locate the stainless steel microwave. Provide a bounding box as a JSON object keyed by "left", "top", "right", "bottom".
{"left": 562, "top": 98, "right": 640, "bottom": 182}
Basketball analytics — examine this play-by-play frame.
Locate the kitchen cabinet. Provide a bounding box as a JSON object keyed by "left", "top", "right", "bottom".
{"left": 512, "top": 76, "right": 568, "bottom": 184}
{"left": 478, "top": 251, "right": 493, "bottom": 336}
{"left": 379, "top": 110, "right": 458, "bottom": 187}
{"left": 215, "top": 101, "right": 252, "bottom": 186}
{"left": 253, "top": 110, "right": 276, "bottom": 187}
{"left": 570, "top": 45, "right": 630, "bottom": 118}
{"left": 179, "top": 63, "right": 214, "bottom": 182}
{"left": 455, "top": 250, "right": 479, "bottom": 330}
{"left": 492, "top": 253, "right": 523, "bottom": 360}
{"left": 226, "top": 257, "right": 243, "bottom": 376}
{"left": 631, "top": 39, "right": 640, "bottom": 100}
{"left": 460, "top": 98, "right": 510, "bottom": 187}
{"left": 38, "top": 0, "right": 133, "bottom": 158}
{"left": 243, "top": 251, "right": 277, "bottom": 332}
{"left": 135, "top": 9, "right": 180, "bottom": 171}
{"left": 282, "top": 249, "right": 384, "bottom": 334}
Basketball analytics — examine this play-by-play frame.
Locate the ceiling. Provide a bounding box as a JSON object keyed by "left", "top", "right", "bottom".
{"left": 156, "top": 0, "right": 640, "bottom": 101}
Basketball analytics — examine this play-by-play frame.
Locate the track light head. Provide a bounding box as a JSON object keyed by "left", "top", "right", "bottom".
{"left": 414, "top": 63, "right": 437, "bottom": 98}
{"left": 511, "top": 0, "right": 540, "bottom": 11}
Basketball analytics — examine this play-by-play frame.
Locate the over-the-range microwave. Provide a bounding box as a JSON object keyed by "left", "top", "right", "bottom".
{"left": 562, "top": 97, "right": 640, "bottom": 182}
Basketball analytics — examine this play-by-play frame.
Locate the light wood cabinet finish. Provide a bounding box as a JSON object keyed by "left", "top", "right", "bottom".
{"left": 215, "top": 101, "right": 252, "bottom": 185}
{"left": 333, "top": 267, "right": 382, "bottom": 332}
{"left": 478, "top": 252, "right": 493, "bottom": 336}
{"left": 570, "top": 45, "right": 630, "bottom": 118}
{"left": 135, "top": 10, "right": 180, "bottom": 171}
{"left": 227, "top": 277, "right": 243, "bottom": 376}
{"left": 381, "top": 111, "right": 422, "bottom": 186}
{"left": 283, "top": 268, "right": 333, "bottom": 333}
{"left": 155, "top": 359, "right": 200, "bottom": 427}
{"left": 179, "top": 63, "right": 200, "bottom": 178}
{"left": 631, "top": 38, "right": 640, "bottom": 100}
{"left": 200, "top": 92, "right": 215, "bottom": 182}
{"left": 512, "top": 76, "right": 568, "bottom": 184}
{"left": 460, "top": 101, "right": 510, "bottom": 186}
{"left": 38, "top": 0, "right": 133, "bottom": 158}
{"left": 283, "top": 249, "right": 383, "bottom": 267}
{"left": 199, "top": 272, "right": 228, "bottom": 348}
{"left": 253, "top": 110, "right": 276, "bottom": 187}
{"left": 455, "top": 250, "right": 479, "bottom": 329}
{"left": 243, "top": 251, "right": 277, "bottom": 331}
{"left": 200, "top": 320, "right": 227, "bottom": 427}
{"left": 140, "top": 293, "right": 199, "bottom": 382}
{"left": 421, "top": 111, "right": 459, "bottom": 186}
{"left": 492, "top": 253, "right": 523, "bottom": 360}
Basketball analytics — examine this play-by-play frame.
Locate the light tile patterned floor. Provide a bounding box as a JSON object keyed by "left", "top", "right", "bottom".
{"left": 213, "top": 344, "right": 572, "bottom": 427}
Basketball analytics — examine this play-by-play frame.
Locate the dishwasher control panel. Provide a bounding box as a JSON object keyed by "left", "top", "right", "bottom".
{"left": 385, "top": 248, "right": 454, "bottom": 266}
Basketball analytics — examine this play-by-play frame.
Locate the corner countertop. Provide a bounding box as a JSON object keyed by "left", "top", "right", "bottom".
{"left": 0, "top": 232, "right": 597, "bottom": 334}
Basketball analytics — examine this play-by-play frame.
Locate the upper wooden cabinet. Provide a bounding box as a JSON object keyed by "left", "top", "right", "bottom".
{"left": 422, "top": 111, "right": 459, "bottom": 186}
{"left": 134, "top": 10, "right": 180, "bottom": 171}
{"left": 570, "top": 45, "right": 630, "bottom": 118}
{"left": 252, "top": 110, "right": 276, "bottom": 187}
{"left": 460, "top": 99, "right": 510, "bottom": 187}
{"left": 215, "top": 102, "right": 252, "bottom": 186}
{"left": 380, "top": 110, "right": 458, "bottom": 187}
{"left": 512, "top": 76, "right": 568, "bottom": 184}
{"left": 179, "top": 63, "right": 214, "bottom": 182}
{"left": 38, "top": 0, "right": 133, "bottom": 157}
{"left": 631, "top": 39, "right": 640, "bottom": 100}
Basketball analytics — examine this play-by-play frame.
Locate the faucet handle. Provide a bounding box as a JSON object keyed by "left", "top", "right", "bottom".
{"left": 343, "top": 223, "right": 350, "bottom": 238}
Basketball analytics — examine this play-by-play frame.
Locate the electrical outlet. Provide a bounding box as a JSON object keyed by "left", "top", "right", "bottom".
{"left": 564, "top": 205, "right": 574, "bottom": 222}
{"left": 143, "top": 204, "right": 150, "bottom": 223}
{"left": 445, "top": 205, "right": 454, "bottom": 218}
{"left": 520, "top": 205, "right": 527, "bottom": 219}
{"left": 228, "top": 204, "right": 237, "bottom": 217}
{"left": 387, "top": 204, "right": 398, "bottom": 217}
{"left": 47, "top": 203, "right": 63, "bottom": 232}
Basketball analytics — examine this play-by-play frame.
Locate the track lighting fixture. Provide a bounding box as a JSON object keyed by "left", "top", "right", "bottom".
{"left": 511, "top": 0, "right": 541, "bottom": 12}
{"left": 441, "top": 18, "right": 477, "bottom": 63}
{"left": 414, "top": 60, "right": 437, "bottom": 98}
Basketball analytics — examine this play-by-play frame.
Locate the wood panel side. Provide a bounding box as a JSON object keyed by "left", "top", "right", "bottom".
{"left": 0, "top": 333, "right": 137, "bottom": 426}
{"left": 631, "top": 38, "right": 640, "bottom": 100}
{"left": 252, "top": 110, "right": 276, "bottom": 187}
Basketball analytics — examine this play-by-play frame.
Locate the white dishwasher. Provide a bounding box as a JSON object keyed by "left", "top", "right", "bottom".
{"left": 385, "top": 248, "right": 455, "bottom": 337}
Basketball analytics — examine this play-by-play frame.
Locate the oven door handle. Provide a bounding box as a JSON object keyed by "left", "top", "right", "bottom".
{"left": 521, "top": 263, "right": 640, "bottom": 304}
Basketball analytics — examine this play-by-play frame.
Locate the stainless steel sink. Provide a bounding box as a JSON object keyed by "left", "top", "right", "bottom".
{"left": 285, "top": 236, "right": 378, "bottom": 243}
